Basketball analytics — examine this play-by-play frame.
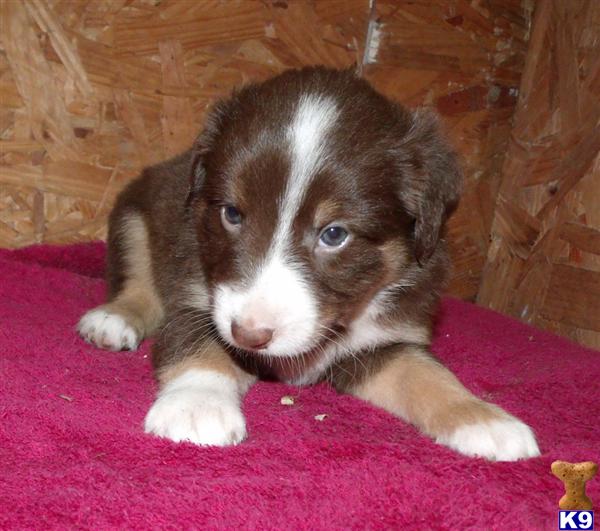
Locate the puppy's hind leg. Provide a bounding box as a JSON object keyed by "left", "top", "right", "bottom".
{"left": 78, "top": 212, "right": 164, "bottom": 351}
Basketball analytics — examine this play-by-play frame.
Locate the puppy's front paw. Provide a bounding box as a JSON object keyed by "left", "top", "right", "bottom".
{"left": 78, "top": 308, "right": 140, "bottom": 351}
{"left": 144, "top": 369, "right": 246, "bottom": 447}
{"left": 436, "top": 403, "right": 540, "bottom": 461}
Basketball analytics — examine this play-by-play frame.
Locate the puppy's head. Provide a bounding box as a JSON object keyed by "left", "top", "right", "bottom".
{"left": 190, "top": 67, "right": 461, "bottom": 357}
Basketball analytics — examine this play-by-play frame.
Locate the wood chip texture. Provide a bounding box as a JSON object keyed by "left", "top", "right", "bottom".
{"left": 478, "top": 0, "right": 600, "bottom": 349}
{"left": 0, "top": 0, "right": 367, "bottom": 246}
{"left": 5, "top": 1, "right": 596, "bottom": 348}
{"left": 0, "top": 0, "right": 530, "bottom": 294}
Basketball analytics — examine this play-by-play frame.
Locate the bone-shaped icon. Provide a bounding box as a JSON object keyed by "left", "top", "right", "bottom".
{"left": 551, "top": 460, "right": 598, "bottom": 510}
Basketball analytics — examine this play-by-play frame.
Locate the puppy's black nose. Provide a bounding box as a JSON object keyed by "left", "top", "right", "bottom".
{"left": 231, "top": 321, "right": 273, "bottom": 350}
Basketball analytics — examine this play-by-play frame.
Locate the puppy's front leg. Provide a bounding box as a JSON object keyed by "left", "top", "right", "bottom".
{"left": 347, "top": 345, "right": 540, "bottom": 461}
{"left": 144, "top": 326, "right": 255, "bottom": 447}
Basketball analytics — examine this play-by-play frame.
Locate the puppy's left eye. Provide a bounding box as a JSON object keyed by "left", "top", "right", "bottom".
{"left": 319, "top": 225, "right": 349, "bottom": 248}
{"left": 221, "top": 205, "right": 242, "bottom": 228}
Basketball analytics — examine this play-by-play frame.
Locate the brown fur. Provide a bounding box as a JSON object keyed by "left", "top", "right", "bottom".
{"left": 93, "top": 66, "right": 462, "bottom": 410}
{"left": 104, "top": 214, "right": 164, "bottom": 337}
{"left": 79, "top": 67, "right": 537, "bottom": 457}
{"left": 348, "top": 346, "right": 507, "bottom": 440}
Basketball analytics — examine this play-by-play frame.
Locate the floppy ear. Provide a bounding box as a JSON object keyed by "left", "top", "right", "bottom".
{"left": 395, "top": 108, "right": 462, "bottom": 264}
{"left": 187, "top": 98, "right": 233, "bottom": 204}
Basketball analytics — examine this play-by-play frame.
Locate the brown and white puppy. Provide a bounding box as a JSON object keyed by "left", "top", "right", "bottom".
{"left": 78, "top": 67, "right": 540, "bottom": 460}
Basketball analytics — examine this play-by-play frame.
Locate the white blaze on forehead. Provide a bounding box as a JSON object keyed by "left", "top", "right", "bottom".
{"left": 288, "top": 94, "right": 339, "bottom": 185}
{"left": 212, "top": 94, "right": 339, "bottom": 357}
{"left": 273, "top": 94, "right": 340, "bottom": 254}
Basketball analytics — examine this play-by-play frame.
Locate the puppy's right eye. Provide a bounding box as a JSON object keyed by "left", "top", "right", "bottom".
{"left": 319, "top": 225, "right": 349, "bottom": 248}
{"left": 221, "top": 205, "right": 242, "bottom": 229}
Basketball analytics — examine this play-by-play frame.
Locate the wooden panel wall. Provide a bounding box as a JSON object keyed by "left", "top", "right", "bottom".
{"left": 0, "top": 0, "right": 367, "bottom": 245}
{"left": 364, "top": 0, "right": 534, "bottom": 299}
{"left": 478, "top": 0, "right": 600, "bottom": 350}
{"left": 0, "top": 1, "right": 533, "bottom": 301}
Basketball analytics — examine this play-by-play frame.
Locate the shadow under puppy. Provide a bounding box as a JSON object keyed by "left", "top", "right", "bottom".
{"left": 79, "top": 67, "right": 540, "bottom": 461}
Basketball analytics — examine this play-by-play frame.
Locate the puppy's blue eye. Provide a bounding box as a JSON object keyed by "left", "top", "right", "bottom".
{"left": 319, "top": 226, "right": 348, "bottom": 248}
{"left": 221, "top": 205, "right": 242, "bottom": 226}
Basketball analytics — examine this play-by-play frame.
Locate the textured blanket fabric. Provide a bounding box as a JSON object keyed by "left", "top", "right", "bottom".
{"left": 1, "top": 243, "right": 598, "bottom": 530}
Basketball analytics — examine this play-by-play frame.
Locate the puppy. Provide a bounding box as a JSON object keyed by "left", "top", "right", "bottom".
{"left": 78, "top": 67, "right": 540, "bottom": 460}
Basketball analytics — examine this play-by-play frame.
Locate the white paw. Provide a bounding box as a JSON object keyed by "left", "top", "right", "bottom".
{"left": 77, "top": 308, "right": 139, "bottom": 351}
{"left": 437, "top": 417, "right": 540, "bottom": 461}
{"left": 144, "top": 369, "right": 246, "bottom": 447}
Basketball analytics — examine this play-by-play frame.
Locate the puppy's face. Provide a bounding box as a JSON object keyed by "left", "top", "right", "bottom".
{"left": 193, "top": 69, "right": 460, "bottom": 358}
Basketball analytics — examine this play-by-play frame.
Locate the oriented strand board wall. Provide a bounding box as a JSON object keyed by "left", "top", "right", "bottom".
{"left": 0, "top": 0, "right": 368, "bottom": 246}
{"left": 364, "top": 0, "right": 534, "bottom": 299}
{"left": 478, "top": 0, "right": 600, "bottom": 350}
{"left": 0, "top": 0, "right": 533, "bottom": 302}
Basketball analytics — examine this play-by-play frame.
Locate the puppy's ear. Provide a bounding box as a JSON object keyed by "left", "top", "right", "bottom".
{"left": 187, "top": 99, "right": 232, "bottom": 203}
{"left": 395, "top": 108, "right": 462, "bottom": 264}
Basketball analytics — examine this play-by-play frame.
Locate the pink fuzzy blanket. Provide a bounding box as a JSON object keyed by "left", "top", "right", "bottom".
{"left": 1, "top": 243, "right": 599, "bottom": 530}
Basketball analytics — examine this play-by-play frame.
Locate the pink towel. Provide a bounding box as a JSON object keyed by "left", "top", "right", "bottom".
{"left": 1, "top": 243, "right": 599, "bottom": 530}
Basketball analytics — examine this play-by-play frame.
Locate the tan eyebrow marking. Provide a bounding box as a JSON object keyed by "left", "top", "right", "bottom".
{"left": 313, "top": 199, "right": 343, "bottom": 229}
